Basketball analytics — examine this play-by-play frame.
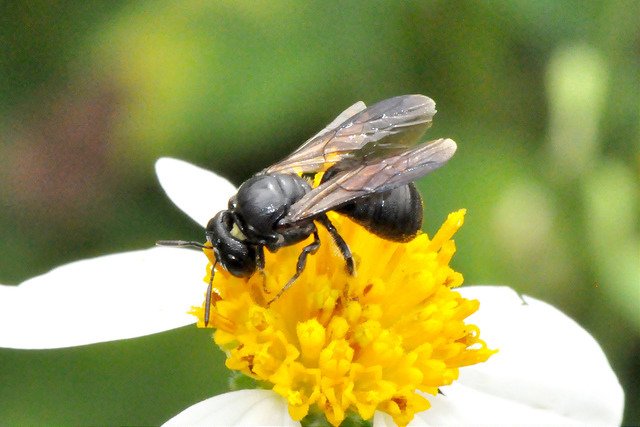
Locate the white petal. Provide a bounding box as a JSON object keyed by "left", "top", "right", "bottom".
{"left": 163, "top": 389, "right": 298, "bottom": 426}
{"left": 391, "top": 285, "right": 623, "bottom": 425}
{"left": 374, "top": 381, "right": 585, "bottom": 426}
{"left": 155, "top": 157, "right": 237, "bottom": 228}
{"left": 0, "top": 247, "right": 206, "bottom": 349}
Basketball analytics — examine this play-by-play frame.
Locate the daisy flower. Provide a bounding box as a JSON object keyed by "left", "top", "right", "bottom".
{"left": 0, "top": 158, "right": 624, "bottom": 426}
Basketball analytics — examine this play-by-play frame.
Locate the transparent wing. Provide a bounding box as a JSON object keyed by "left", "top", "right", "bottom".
{"left": 282, "top": 138, "right": 457, "bottom": 223}
{"left": 307, "top": 101, "right": 366, "bottom": 142}
{"left": 264, "top": 95, "right": 436, "bottom": 175}
{"left": 264, "top": 101, "right": 366, "bottom": 175}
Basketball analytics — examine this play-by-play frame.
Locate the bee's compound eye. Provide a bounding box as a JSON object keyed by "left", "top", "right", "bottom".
{"left": 221, "top": 244, "right": 256, "bottom": 277}
{"left": 206, "top": 211, "right": 232, "bottom": 240}
{"left": 206, "top": 211, "right": 256, "bottom": 277}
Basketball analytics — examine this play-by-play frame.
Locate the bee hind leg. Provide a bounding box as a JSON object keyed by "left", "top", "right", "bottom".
{"left": 317, "top": 214, "right": 355, "bottom": 275}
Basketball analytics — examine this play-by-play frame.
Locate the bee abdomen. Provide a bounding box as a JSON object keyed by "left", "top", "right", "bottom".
{"left": 336, "top": 183, "right": 423, "bottom": 242}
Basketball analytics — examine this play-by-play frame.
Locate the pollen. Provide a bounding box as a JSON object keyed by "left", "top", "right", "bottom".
{"left": 191, "top": 209, "right": 496, "bottom": 426}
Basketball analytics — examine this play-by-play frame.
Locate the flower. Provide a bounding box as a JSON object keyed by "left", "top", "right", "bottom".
{"left": 0, "top": 158, "right": 625, "bottom": 425}
{"left": 195, "top": 206, "right": 495, "bottom": 426}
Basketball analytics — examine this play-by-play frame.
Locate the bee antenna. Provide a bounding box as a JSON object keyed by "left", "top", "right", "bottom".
{"left": 156, "top": 240, "right": 217, "bottom": 325}
{"left": 156, "top": 240, "right": 209, "bottom": 250}
{"left": 205, "top": 260, "right": 218, "bottom": 327}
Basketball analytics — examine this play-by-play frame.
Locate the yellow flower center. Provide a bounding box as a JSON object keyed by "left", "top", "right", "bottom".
{"left": 191, "top": 209, "right": 496, "bottom": 426}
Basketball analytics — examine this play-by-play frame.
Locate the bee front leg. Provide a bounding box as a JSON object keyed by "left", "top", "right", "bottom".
{"left": 267, "top": 230, "right": 321, "bottom": 306}
{"left": 255, "top": 245, "right": 269, "bottom": 294}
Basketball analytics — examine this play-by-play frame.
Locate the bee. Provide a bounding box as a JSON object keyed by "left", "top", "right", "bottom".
{"left": 158, "top": 95, "right": 456, "bottom": 325}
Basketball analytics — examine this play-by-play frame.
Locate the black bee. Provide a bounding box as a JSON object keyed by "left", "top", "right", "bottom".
{"left": 158, "top": 95, "right": 456, "bottom": 325}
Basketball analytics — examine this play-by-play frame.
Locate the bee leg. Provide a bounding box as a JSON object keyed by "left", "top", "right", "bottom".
{"left": 255, "top": 245, "right": 269, "bottom": 294}
{"left": 204, "top": 260, "right": 218, "bottom": 327}
{"left": 267, "top": 230, "right": 320, "bottom": 306}
{"left": 317, "top": 214, "right": 355, "bottom": 276}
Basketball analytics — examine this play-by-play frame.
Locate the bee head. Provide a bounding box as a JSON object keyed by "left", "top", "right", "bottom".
{"left": 205, "top": 210, "right": 256, "bottom": 277}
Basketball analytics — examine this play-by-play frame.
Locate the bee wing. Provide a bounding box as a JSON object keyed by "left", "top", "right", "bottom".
{"left": 263, "top": 101, "right": 366, "bottom": 174}
{"left": 282, "top": 138, "right": 457, "bottom": 224}
{"left": 264, "top": 95, "right": 436, "bottom": 175}
{"left": 307, "top": 101, "right": 367, "bottom": 141}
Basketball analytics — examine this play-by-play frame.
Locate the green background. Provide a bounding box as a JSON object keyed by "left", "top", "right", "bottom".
{"left": 1, "top": 1, "right": 637, "bottom": 424}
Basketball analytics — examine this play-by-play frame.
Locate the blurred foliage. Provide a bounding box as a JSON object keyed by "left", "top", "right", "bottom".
{"left": 0, "top": 0, "right": 638, "bottom": 424}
